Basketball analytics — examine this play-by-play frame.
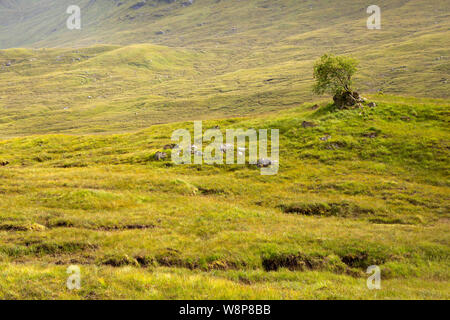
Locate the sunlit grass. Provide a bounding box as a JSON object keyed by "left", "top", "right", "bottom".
{"left": 0, "top": 96, "right": 448, "bottom": 299}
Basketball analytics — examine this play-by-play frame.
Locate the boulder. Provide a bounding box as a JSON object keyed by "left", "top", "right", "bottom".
{"left": 333, "top": 91, "right": 364, "bottom": 109}
{"left": 154, "top": 152, "right": 167, "bottom": 161}
{"left": 220, "top": 144, "right": 233, "bottom": 153}
{"left": 362, "top": 132, "right": 378, "bottom": 138}
{"left": 257, "top": 158, "right": 272, "bottom": 168}
{"left": 181, "top": 0, "right": 194, "bottom": 7}
{"left": 190, "top": 144, "right": 199, "bottom": 154}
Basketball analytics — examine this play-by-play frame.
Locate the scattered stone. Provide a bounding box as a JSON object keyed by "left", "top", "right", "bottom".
{"left": 154, "top": 152, "right": 167, "bottom": 161}
{"left": 257, "top": 158, "right": 272, "bottom": 168}
{"left": 362, "top": 132, "right": 378, "bottom": 138}
{"left": 310, "top": 104, "right": 320, "bottom": 110}
{"left": 333, "top": 91, "right": 365, "bottom": 109}
{"left": 181, "top": 0, "right": 194, "bottom": 7}
{"left": 320, "top": 135, "right": 331, "bottom": 141}
{"left": 302, "top": 121, "right": 317, "bottom": 128}
{"left": 326, "top": 143, "right": 343, "bottom": 150}
{"left": 367, "top": 102, "right": 377, "bottom": 108}
{"left": 220, "top": 144, "right": 233, "bottom": 153}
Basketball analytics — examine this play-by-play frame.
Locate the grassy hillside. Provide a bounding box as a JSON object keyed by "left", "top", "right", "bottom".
{"left": 0, "top": 0, "right": 448, "bottom": 300}
{"left": 0, "top": 0, "right": 449, "bottom": 137}
{"left": 0, "top": 96, "right": 449, "bottom": 299}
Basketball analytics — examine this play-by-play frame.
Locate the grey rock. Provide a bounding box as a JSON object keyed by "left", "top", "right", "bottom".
{"left": 257, "top": 158, "right": 272, "bottom": 168}
{"left": 154, "top": 152, "right": 168, "bottom": 161}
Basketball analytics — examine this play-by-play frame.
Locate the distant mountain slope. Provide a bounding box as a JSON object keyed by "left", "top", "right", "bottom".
{"left": 0, "top": 0, "right": 448, "bottom": 136}
{"left": 1, "top": 0, "right": 449, "bottom": 50}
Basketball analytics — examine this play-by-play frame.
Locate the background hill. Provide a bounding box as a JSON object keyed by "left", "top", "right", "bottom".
{"left": 0, "top": 0, "right": 449, "bottom": 137}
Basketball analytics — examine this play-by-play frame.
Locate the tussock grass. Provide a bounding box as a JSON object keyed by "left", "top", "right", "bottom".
{"left": 0, "top": 96, "right": 448, "bottom": 299}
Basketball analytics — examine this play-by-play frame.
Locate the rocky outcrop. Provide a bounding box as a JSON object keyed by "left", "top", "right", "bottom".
{"left": 333, "top": 91, "right": 364, "bottom": 109}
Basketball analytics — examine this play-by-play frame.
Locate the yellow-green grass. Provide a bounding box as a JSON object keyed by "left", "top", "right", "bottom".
{"left": 1, "top": 0, "right": 449, "bottom": 137}
{"left": 0, "top": 96, "right": 448, "bottom": 299}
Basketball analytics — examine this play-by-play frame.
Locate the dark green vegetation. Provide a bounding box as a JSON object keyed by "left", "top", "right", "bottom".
{"left": 0, "top": 0, "right": 448, "bottom": 299}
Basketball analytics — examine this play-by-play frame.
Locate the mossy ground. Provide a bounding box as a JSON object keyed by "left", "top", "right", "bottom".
{"left": 0, "top": 0, "right": 448, "bottom": 300}
{"left": 0, "top": 95, "right": 448, "bottom": 299}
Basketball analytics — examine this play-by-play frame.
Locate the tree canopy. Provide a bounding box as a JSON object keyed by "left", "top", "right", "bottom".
{"left": 313, "top": 54, "right": 359, "bottom": 96}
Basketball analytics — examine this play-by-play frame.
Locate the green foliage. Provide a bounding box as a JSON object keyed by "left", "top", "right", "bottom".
{"left": 313, "top": 54, "right": 359, "bottom": 96}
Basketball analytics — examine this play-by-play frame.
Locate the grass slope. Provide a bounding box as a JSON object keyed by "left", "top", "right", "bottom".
{"left": 0, "top": 96, "right": 448, "bottom": 299}
{"left": 0, "top": 0, "right": 449, "bottom": 137}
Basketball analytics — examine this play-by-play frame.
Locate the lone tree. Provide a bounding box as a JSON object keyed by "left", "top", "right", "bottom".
{"left": 313, "top": 54, "right": 362, "bottom": 109}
